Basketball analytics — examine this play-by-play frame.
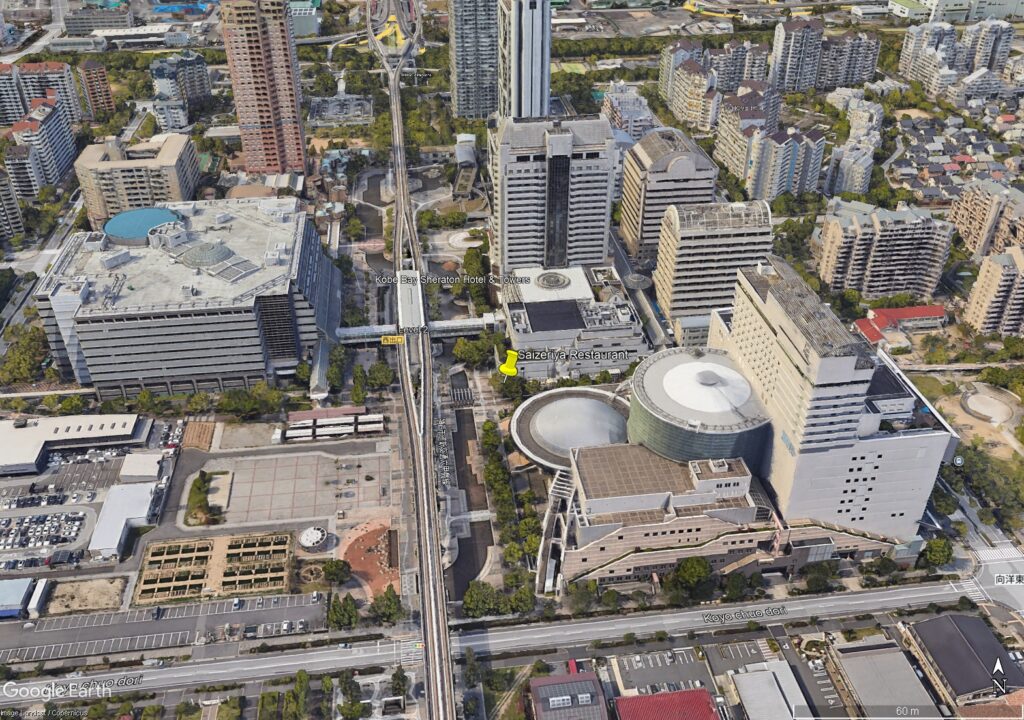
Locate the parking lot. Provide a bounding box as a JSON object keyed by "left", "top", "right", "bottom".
{"left": 206, "top": 451, "right": 393, "bottom": 525}
{"left": 35, "top": 593, "right": 319, "bottom": 632}
{"left": 615, "top": 648, "right": 716, "bottom": 695}
{"left": 0, "top": 631, "right": 196, "bottom": 663}
{"left": 706, "top": 641, "right": 767, "bottom": 676}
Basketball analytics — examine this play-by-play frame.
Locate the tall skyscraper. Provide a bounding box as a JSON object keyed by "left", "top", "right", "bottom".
{"left": 19, "top": 62, "right": 82, "bottom": 123}
{"left": 497, "top": 0, "right": 550, "bottom": 118}
{"left": 449, "top": 0, "right": 498, "bottom": 118}
{"left": 654, "top": 200, "right": 773, "bottom": 347}
{"left": 489, "top": 116, "right": 616, "bottom": 271}
{"left": 769, "top": 18, "right": 824, "bottom": 92}
{"left": 77, "top": 60, "right": 116, "bottom": 119}
{"left": 222, "top": 0, "right": 306, "bottom": 174}
{"left": 0, "top": 64, "right": 27, "bottom": 125}
{"left": 815, "top": 31, "right": 880, "bottom": 90}
{"left": 960, "top": 18, "right": 1014, "bottom": 74}
{"left": 619, "top": 127, "right": 718, "bottom": 264}
{"left": 708, "top": 256, "right": 958, "bottom": 540}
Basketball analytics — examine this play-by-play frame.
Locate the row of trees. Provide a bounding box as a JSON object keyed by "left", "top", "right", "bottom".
{"left": 327, "top": 584, "right": 405, "bottom": 630}
{"left": 453, "top": 247, "right": 491, "bottom": 312}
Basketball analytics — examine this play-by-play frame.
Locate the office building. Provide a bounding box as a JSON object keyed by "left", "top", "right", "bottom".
{"left": 658, "top": 38, "right": 702, "bottom": 99}
{"left": 654, "top": 201, "right": 773, "bottom": 346}
{"left": 75, "top": 134, "right": 201, "bottom": 228}
{"left": 816, "top": 31, "right": 880, "bottom": 90}
{"left": 769, "top": 18, "right": 824, "bottom": 92}
{"left": 817, "top": 199, "right": 953, "bottom": 301}
{"left": 601, "top": 81, "right": 657, "bottom": 142}
{"left": 501, "top": 266, "right": 648, "bottom": 380}
{"left": 0, "top": 64, "right": 26, "bottom": 124}
{"left": 63, "top": 6, "right": 133, "bottom": 35}
{"left": 960, "top": 18, "right": 1013, "bottom": 74}
{"left": 668, "top": 60, "right": 720, "bottom": 131}
{"left": 619, "top": 127, "right": 718, "bottom": 264}
{"left": 497, "top": 0, "right": 550, "bottom": 118}
{"left": 708, "top": 256, "right": 958, "bottom": 540}
{"left": 964, "top": 247, "right": 1024, "bottom": 335}
{"left": 9, "top": 93, "right": 76, "bottom": 196}
{"left": 221, "top": 0, "right": 307, "bottom": 174}
{"left": 489, "top": 115, "right": 616, "bottom": 272}
{"left": 0, "top": 171, "right": 24, "bottom": 244}
{"left": 449, "top": 0, "right": 498, "bottom": 118}
{"left": 35, "top": 198, "right": 335, "bottom": 399}
{"left": 825, "top": 141, "right": 875, "bottom": 196}
{"left": 77, "top": 60, "right": 115, "bottom": 119}
{"left": 948, "top": 179, "right": 1024, "bottom": 257}
{"left": 18, "top": 62, "right": 81, "bottom": 123}
{"left": 704, "top": 39, "right": 769, "bottom": 93}
{"left": 745, "top": 128, "right": 825, "bottom": 202}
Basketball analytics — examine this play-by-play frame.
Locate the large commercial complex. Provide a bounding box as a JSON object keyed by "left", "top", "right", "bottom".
{"left": 448, "top": 0, "right": 498, "bottom": 118}
{"left": 619, "top": 127, "right": 718, "bottom": 265}
{"left": 489, "top": 116, "right": 616, "bottom": 272}
{"left": 35, "top": 198, "right": 334, "bottom": 399}
{"left": 817, "top": 199, "right": 953, "bottom": 301}
{"left": 63, "top": 6, "right": 133, "bottom": 35}
{"left": 502, "top": 266, "right": 648, "bottom": 380}
{"left": 497, "top": 0, "right": 550, "bottom": 118}
{"left": 221, "top": 0, "right": 307, "bottom": 174}
{"left": 654, "top": 201, "right": 773, "bottom": 347}
{"left": 708, "top": 256, "right": 958, "bottom": 539}
{"left": 75, "top": 134, "right": 201, "bottom": 228}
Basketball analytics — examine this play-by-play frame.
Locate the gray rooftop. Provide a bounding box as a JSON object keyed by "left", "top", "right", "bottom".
{"left": 631, "top": 127, "right": 717, "bottom": 175}
{"left": 671, "top": 200, "right": 771, "bottom": 233}
{"left": 834, "top": 640, "right": 940, "bottom": 718}
{"left": 38, "top": 198, "right": 311, "bottom": 317}
{"left": 530, "top": 673, "right": 607, "bottom": 720}
{"left": 494, "top": 115, "right": 614, "bottom": 152}
{"left": 912, "top": 614, "right": 1024, "bottom": 698}
{"left": 0, "top": 578, "right": 33, "bottom": 611}
{"left": 741, "top": 257, "right": 875, "bottom": 365}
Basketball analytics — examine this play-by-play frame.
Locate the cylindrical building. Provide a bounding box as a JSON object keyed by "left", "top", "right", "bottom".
{"left": 627, "top": 347, "right": 769, "bottom": 468}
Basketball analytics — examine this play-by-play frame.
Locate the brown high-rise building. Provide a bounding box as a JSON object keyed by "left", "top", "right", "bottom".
{"left": 77, "top": 60, "right": 115, "bottom": 119}
{"left": 221, "top": 0, "right": 306, "bottom": 174}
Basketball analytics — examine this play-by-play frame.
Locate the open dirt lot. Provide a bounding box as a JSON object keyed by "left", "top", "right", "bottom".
{"left": 218, "top": 423, "right": 277, "bottom": 449}
{"left": 937, "top": 396, "right": 1017, "bottom": 460}
{"left": 183, "top": 421, "right": 215, "bottom": 450}
{"left": 46, "top": 578, "right": 125, "bottom": 615}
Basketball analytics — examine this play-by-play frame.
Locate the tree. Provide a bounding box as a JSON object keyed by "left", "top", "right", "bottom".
{"left": 320, "top": 676, "right": 334, "bottom": 720}
{"left": 346, "top": 217, "right": 364, "bottom": 241}
{"left": 367, "top": 360, "right": 395, "bottom": 389}
{"left": 58, "top": 394, "right": 85, "bottom": 415}
{"left": 390, "top": 666, "right": 410, "bottom": 697}
{"left": 369, "top": 584, "right": 406, "bottom": 624}
{"left": 352, "top": 364, "right": 368, "bottom": 404}
{"left": 919, "top": 537, "right": 953, "bottom": 568}
{"left": 930, "top": 488, "right": 958, "bottom": 516}
{"left": 806, "top": 574, "right": 831, "bottom": 593}
{"left": 294, "top": 361, "right": 312, "bottom": 384}
{"left": 328, "top": 592, "right": 360, "bottom": 629}
{"left": 723, "top": 572, "right": 748, "bottom": 602}
{"left": 567, "top": 580, "right": 598, "bottom": 614}
{"left": 186, "top": 392, "right": 211, "bottom": 414}
{"left": 600, "top": 589, "right": 620, "bottom": 611}
{"left": 662, "top": 557, "right": 712, "bottom": 606}
{"left": 323, "top": 559, "right": 352, "bottom": 584}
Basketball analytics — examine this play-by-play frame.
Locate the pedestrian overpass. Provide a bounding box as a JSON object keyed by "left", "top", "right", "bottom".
{"left": 335, "top": 314, "right": 500, "bottom": 345}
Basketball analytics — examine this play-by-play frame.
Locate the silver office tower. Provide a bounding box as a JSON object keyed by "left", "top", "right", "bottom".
{"left": 498, "top": 0, "right": 551, "bottom": 118}
{"left": 449, "top": 0, "right": 498, "bottom": 118}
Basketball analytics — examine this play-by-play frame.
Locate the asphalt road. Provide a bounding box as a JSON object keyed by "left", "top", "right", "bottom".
{"left": 453, "top": 583, "right": 969, "bottom": 657}
{"left": 0, "top": 641, "right": 411, "bottom": 706}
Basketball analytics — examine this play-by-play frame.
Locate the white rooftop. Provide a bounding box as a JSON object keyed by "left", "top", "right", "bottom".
{"left": 509, "top": 266, "right": 594, "bottom": 304}
{"left": 119, "top": 451, "right": 163, "bottom": 481}
{"left": 0, "top": 414, "right": 142, "bottom": 475}
{"left": 88, "top": 482, "right": 156, "bottom": 557}
{"left": 39, "top": 198, "right": 311, "bottom": 317}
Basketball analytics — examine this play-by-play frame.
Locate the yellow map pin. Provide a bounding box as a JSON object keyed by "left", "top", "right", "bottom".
{"left": 498, "top": 350, "right": 519, "bottom": 382}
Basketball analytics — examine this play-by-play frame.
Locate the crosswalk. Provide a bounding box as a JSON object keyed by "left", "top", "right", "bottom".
{"left": 954, "top": 578, "right": 988, "bottom": 603}
{"left": 975, "top": 545, "right": 1024, "bottom": 563}
{"left": 756, "top": 638, "right": 779, "bottom": 661}
{"left": 399, "top": 639, "right": 424, "bottom": 664}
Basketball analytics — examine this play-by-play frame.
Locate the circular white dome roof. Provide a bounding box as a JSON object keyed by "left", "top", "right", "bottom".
{"left": 529, "top": 396, "right": 627, "bottom": 459}
{"left": 662, "top": 361, "right": 752, "bottom": 414}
